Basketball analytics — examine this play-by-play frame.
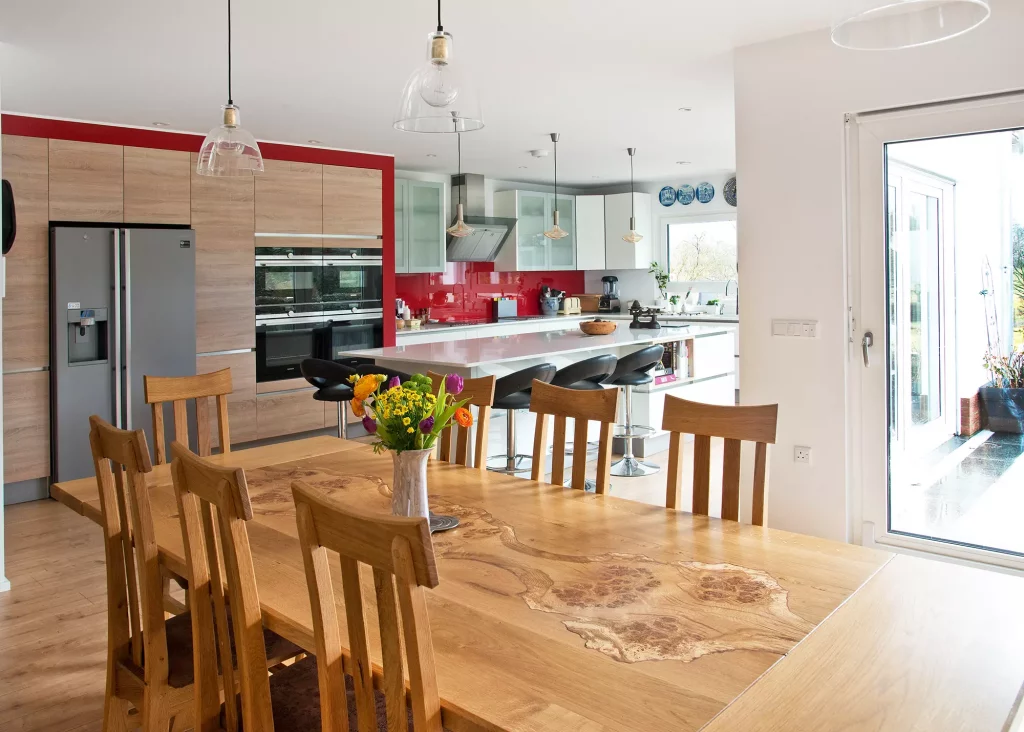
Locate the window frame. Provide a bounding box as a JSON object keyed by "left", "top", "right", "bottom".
{"left": 663, "top": 210, "right": 738, "bottom": 289}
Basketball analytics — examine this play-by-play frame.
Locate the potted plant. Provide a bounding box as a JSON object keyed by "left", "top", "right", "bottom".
{"left": 980, "top": 348, "right": 1024, "bottom": 433}
{"left": 350, "top": 372, "right": 473, "bottom": 517}
{"left": 648, "top": 262, "right": 670, "bottom": 310}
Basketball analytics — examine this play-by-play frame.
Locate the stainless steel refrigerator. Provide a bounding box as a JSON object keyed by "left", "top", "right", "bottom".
{"left": 50, "top": 225, "right": 196, "bottom": 482}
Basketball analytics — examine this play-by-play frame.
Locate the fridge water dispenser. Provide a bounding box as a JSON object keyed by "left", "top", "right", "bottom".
{"left": 66, "top": 308, "right": 108, "bottom": 364}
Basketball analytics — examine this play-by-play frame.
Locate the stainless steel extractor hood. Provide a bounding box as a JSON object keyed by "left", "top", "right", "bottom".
{"left": 446, "top": 173, "right": 517, "bottom": 262}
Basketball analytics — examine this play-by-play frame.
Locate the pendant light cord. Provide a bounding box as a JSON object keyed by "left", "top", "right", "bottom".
{"left": 629, "top": 150, "right": 635, "bottom": 219}
{"left": 457, "top": 131, "right": 462, "bottom": 207}
{"left": 553, "top": 136, "right": 558, "bottom": 204}
{"left": 227, "top": 0, "right": 233, "bottom": 105}
{"left": 437, "top": 0, "right": 443, "bottom": 32}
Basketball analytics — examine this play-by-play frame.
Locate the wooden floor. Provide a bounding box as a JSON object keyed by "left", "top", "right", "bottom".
{"left": 0, "top": 437, "right": 715, "bottom": 732}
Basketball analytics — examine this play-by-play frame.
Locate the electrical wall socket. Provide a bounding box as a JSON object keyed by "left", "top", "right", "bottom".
{"left": 794, "top": 446, "right": 812, "bottom": 464}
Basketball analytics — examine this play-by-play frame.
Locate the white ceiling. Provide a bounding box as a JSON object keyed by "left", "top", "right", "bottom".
{"left": 0, "top": 0, "right": 839, "bottom": 186}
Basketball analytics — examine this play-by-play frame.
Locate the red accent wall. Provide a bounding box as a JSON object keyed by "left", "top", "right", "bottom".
{"left": 395, "top": 263, "right": 585, "bottom": 322}
{"left": 0, "top": 113, "right": 398, "bottom": 346}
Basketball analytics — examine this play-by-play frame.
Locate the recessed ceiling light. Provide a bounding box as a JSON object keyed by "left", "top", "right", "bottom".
{"left": 592, "top": 176, "right": 600, "bottom": 179}
{"left": 678, "top": 107, "right": 692, "bottom": 112}
{"left": 426, "top": 153, "right": 437, "bottom": 158}
{"left": 152, "top": 121, "right": 169, "bottom": 127}
{"left": 308, "top": 139, "right": 322, "bottom": 145}
{"left": 676, "top": 161, "right": 691, "bottom": 165}
{"left": 529, "top": 149, "right": 549, "bottom": 158}
{"left": 518, "top": 166, "right": 528, "bottom": 169}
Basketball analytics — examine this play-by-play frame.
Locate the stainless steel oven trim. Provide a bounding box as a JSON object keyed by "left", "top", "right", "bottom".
{"left": 256, "top": 310, "right": 384, "bottom": 327}
{"left": 254, "top": 232, "right": 383, "bottom": 240}
{"left": 256, "top": 256, "right": 384, "bottom": 265}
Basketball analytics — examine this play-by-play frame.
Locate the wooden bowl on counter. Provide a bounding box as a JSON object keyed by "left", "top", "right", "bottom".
{"left": 579, "top": 319, "right": 617, "bottom": 336}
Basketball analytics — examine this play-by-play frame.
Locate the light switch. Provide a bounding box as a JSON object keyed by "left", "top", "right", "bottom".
{"left": 772, "top": 319, "right": 820, "bottom": 338}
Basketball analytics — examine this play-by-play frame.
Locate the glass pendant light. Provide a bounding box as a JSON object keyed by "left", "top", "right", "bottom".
{"left": 544, "top": 133, "right": 569, "bottom": 240}
{"left": 447, "top": 113, "right": 474, "bottom": 237}
{"left": 394, "top": 0, "right": 484, "bottom": 133}
{"left": 622, "top": 148, "right": 643, "bottom": 244}
{"left": 197, "top": 0, "right": 263, "bottom": 176}
{"left": 831, "top": 0, "right": 990, "bottom": 50}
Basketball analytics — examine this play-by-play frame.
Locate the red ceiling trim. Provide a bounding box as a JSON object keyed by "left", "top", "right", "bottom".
{"left": 0, "top": 114, "right": 392, "bottom": 169}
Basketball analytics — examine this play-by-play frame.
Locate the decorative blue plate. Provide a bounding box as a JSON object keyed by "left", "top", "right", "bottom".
{"left": 658, "top": 186, "right": 676, "bottom": 207}
{"left": 676, "top": 185, "right": 695, "bottom": 205}
{"left": 696, "top": 182, "right": 715, "bottom": 204}
{"left": 724, "top": 176, "right": 737, "bottom": 207}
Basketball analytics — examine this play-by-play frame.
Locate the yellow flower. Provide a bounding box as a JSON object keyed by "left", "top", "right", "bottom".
{"left": 402, "top": 417, "right": 411, "bottom": 426}
{"left": 406, "top": 427, "right": 414, "bottom": 433}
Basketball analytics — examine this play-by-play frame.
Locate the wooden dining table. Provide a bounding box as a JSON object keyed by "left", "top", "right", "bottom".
{"left": 52, "top": 436, "right": 1024, "bottom": 731}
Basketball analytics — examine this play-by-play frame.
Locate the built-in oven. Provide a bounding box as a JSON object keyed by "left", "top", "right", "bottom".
{"left": 256, "top": 311, "right": 383, "bottom": 383}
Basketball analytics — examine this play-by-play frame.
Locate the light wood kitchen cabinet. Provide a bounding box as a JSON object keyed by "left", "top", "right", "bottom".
{"left": 323, "top": 165, "right": 382, "bottom": 237}
{"left": 196, "top": 351, "right": 257, "bottom": 447}
{"left": 3, "top": 371, "right": 49, "bottom": 482}
{"left": 123, "top": 147, "right": 191, "bottom": 224}
{"left": 604, "top": 192, "right": 653, "bottom": 269}
{"left": 2, "top": 135, "right": 50, "bottom": 371}
{"left": 256, "top": 388, "right": 325, "bottom": 439}
{"left": 48, "top": 139, "right": 123, "bottom": 222}
{"left": 190, "top": 152, "right": 255, "bottom": 354}
{"left": 575, "top": 194, "right": 606, "bottom": 270}
{"left": 493, "top": 189, "right": 576, "bottom": 271}
{"left": 395, "top": 178, "right": 445, "bottom": 273}
{"left": 255, "top": 159, "right": 322, "bottom": 235}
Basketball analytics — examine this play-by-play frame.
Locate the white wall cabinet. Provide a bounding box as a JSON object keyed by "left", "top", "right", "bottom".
{"left": 604, "top": 192, "right": 653, "bottom": 269}
{"left": 575, "top": 195, "right": 606, "bottom": 270}
{"left": 395, "top": 179, "right": 445, "bottom": 273}
{"left": 493, "top": 190, "right": 577, "bottom": 271}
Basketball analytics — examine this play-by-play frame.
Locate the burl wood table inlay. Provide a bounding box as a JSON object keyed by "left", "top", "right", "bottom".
{"left": 56, "top": 437, "right": 1024, "bottom": 731}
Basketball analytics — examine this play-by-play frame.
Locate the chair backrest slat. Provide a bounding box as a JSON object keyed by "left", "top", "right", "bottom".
{"left": 292, "top": 480, "right": 442, "bottom": 732}
{"left": 145, "top": 368, "right": 234, "bottom": 464}
{"left": 171, "top": 441, "right": 273, "bottom": 731}
{"left": 89, "top": 415, "right": 168, "bottom": 685}
{"left": 661, "top": 396, "right": 779, "bottom": 526}
{"left": 529, "top": 380, "right": 619, "bottom": 493}
{"left": 427, "top": 372, "right": 495, "bottom": 471}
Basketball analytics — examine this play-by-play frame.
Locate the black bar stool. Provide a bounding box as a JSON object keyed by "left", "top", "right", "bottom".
{"left": 607, "top": 345, "right": 664, "bottom": 477}
{"left": 551, "top": 354, "right": 618, "bottom": 456}
{"left": 300, "top": 359, "right": 358, "bottom": 439}
{"left": 356, "top": 363, "right": 412, "bottom": 384}
{"left": 486, "top": 363, "right": 557, "bottom": 474}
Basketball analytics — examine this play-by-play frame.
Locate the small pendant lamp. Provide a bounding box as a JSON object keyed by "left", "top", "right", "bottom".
{"left": 196, "top": 0, "right": 263, "bottom": 176}
{"left": 544, "top": 133, "right": 569, "bottom": 240}
{"left": 622, "top": 148, "right": 643, "bottom": 244}
{"left": 447, "top": 112, "right": 474, "bottom": 237}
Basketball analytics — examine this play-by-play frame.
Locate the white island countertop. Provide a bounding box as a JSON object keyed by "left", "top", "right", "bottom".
{"left": 343, "top": 323, "right": 731, "bottom": 369}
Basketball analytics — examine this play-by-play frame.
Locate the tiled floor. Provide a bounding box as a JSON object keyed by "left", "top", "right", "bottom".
{"left": 892, "top": 430, "right": 1024, "bottom": 555}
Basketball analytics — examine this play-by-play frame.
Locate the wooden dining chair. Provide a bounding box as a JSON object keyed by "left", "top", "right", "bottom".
{"left": 292, "top": 479, "right": 444, "bottom": 732}
{"left": 661, "top": 396, "right": 779, "bottom": 526}
{"left": 89, "top": 415, "right": 195, "bottom": 732}
{"left": 144, "top": 368, "right": 233, "bottom": 465}
{"left": 427, "top": 371, "right": 495, "bottom": 471}
{"left": 529, "top": 379, "right": 619, "bottom": 493}
{"left": 169, "top": 442, "right": 306, "bottom": 732}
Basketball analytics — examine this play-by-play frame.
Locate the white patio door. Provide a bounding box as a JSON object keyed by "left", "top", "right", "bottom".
{"left": 848, "top": 93, "right": 1024, "bottom": 569}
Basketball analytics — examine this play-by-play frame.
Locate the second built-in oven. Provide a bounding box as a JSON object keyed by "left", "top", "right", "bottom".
{"left": 255, "top": 313, "right": 382, "bottom": 382}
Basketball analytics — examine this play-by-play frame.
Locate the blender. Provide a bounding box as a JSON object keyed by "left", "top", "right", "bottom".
{"left": 599, "top": 276, "right": 621, "bottom": 313}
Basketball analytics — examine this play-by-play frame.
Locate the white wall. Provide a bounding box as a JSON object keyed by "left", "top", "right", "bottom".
{"left": 734, "top": 0, "right": 1024, "bottom": 542}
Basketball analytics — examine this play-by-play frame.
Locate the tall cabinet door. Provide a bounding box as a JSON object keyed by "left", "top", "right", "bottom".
{"left": 517, "top": 191, "right": 549, "bottom": 270}
{"left": 407, "top": 181, "right": 444, "bottom": 273}
{"left": 123, "top": 147, "right": 191, "bottom": 224}
{"left": 48, "top": 140, "right": 124, "bottom": 222}
{"left": 394, "top": 179, "right": 408, "bottom": 273}
{"left": 549, "top": 195, "right": 576, "bottom": 269}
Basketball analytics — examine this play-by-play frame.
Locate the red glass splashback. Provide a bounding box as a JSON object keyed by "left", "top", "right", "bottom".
{"left": 395, "top": 262, "right": 585, "bottom": 321}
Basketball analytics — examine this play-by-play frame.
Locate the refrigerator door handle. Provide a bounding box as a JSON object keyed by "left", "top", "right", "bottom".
{"left": 123, "top": 229, "right": 132, "bottom": 429}
{"left": 112, "top": 229, "right": 123, "bottom": 428}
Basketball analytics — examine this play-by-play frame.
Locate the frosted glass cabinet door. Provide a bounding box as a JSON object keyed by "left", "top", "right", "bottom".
{"left": 549, "top": 196, "right": 576, "bottom": 269}
{"left": 407, "top": 180, "right": 445, "bottom": 273}
{"left": 394, "top": 179, "right": 408, "bottom": 273}
{"left": 517, "top": 191, "right": 549, "bottom": 270}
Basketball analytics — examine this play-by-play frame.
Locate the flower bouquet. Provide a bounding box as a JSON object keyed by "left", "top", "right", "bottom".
{"left": 349, "top": 372, "right": 473, "bottom": 518}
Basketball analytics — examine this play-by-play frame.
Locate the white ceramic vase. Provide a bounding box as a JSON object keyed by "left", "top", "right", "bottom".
{"left": 391, "top": 447, "right": 432, "bottom": 519}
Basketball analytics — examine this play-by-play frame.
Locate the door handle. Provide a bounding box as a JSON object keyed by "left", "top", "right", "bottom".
{"left": 862, "top": 331, "right": 874, "bottom": 367}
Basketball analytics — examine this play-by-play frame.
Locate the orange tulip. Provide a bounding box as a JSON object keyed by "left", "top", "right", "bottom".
{"left": 454, "top": 407, "right": 473, "bottom": 428}
{"left": 351, "top": 398, "right": 365, "bottom": 417}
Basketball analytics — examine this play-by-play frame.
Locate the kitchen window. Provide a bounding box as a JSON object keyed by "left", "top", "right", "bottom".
{"left": 666, "top": 213, "right": 738, "bottom": 282}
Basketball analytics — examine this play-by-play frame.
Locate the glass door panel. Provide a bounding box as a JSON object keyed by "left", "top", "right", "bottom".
{"left": 394, "top": 180, "right": 408, "bottom": 273}
{"left": 549, "top": 196, "right": 576, "bottom": 269}
{"left": 906, "top": 190, "right": 943, "bottom": 429}
{"left": 517, "top": 191, "right": 549, "bottom": 270}
{"left": 408, "top": 182, "right": 443, "bottom": 272}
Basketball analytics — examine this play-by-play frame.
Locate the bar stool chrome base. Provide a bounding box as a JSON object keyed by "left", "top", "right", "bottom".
{"left": 610, "top": 455, "right": 660, "bottom": 477}
{"left": 486, "top": 407, "right": 534, "bottom": 474}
